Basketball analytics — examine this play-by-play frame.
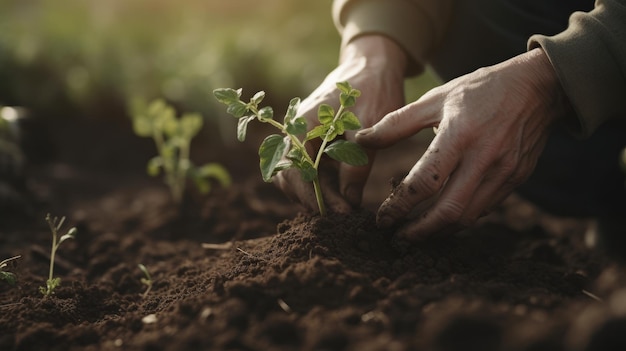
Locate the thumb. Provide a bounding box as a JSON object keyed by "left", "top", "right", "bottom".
{"left": 356, "top": 99, "right": 439, "bottom": 148}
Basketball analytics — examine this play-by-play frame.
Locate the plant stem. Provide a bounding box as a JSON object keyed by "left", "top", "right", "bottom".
{"left": 0, "top": 255, "right": 21, "bottom": 268}
{"left": 255, "top": 109, "right": 327, "bottom": 215}
{"left": 175, "top": 139, "right": 191, "bottom": 205}
{"left": 46, "top": 218, "right": 59, "bottom": 288}
{"left": 314, "top": 105, "right": 345, "bottom": 169}
{"left": 153, "top": 129, "right": 182, "bottom": 204}
{"left": 310, "top": 104, "right": 347, "bottom": 217}
{"left": 312, "top": 177, "right": 326, "bottom": 216}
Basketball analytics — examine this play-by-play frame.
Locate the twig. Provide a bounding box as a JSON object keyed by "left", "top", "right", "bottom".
{"left": 582, "top": 289, "right": 603, "bottom": 302}
{"left": 236, "top": 247, "right": 266, "bottom": 262}
{"left": 0, "top": 302, "right": 22, "bottom": 308}
{"left": 201, "top": 242, "right": 233, "bottom": 250}
{"left": 277, "top": 298, "right": 292, "bottom": 313}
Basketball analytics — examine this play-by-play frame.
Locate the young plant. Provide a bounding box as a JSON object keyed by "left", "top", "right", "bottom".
{"left": 131, "top": 99, "right": 231, "bottom": 205}
{"left": 137, "top": 263, "right": 153, "bottom": 298}
{"left": 214, "top": 81, "right": 368, "bottom": 216}
{"left": 0, "top": 255, "right": 21, "bottom": 286}
{"left": 40, "top": 214, "right": 77, "bottom": 296}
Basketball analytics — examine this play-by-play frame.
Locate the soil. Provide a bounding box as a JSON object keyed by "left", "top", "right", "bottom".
{"left": 1, "top": 115, "right": 626, "bottom": 351}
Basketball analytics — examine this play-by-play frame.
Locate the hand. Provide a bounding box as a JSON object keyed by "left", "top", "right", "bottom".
{"left": 275, "top": 35, "right": 409, "bottom": 213}
{"left": 356, "top": 48, "right": 572, "bottom": 239}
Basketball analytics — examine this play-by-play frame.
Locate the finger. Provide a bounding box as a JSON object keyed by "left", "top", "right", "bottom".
{"left": 338, "top": 149, "right": 376, "bottom": 207}
{"left": 274, "top": 168, "right": 318, "bottom": 212}
{"left": 274, "top": 165, "right": 352, "bottom": 215}
{"left": 376, "top": 135, "right": 462, "bottom": 228}
{"left": 461, "top": 140, "right": 546, "bottom": 221}
{"left": 395, "top": 152, "right": 488, "bottom": 240}
{"left": 318, "top": 163, "right": 353, "bottom": 214}
{"left": 398, "top": 138, "right": 545, "bottom": 240}
{"left": 356, "top": 93, "right": 442, "bottom": 149}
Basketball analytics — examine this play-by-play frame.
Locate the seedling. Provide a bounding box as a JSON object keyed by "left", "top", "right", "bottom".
{"left": 40, "top": 214, "right": 77, "bottom": 296}
{"left": 0, "top": 255, "right": 21, "bottom": 286}
{"left": 213, "top": 81, "right": 368, "bottom": 216}
{"left": 137, "top": 263, "right": 153, "bottom": 298}
{"left": 131, "top": 99, "right": 231, "bottom": 205}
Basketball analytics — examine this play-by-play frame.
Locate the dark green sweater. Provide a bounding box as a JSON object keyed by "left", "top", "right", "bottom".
{"left": 332, "top": 0, "right": 626, "bottom": 137}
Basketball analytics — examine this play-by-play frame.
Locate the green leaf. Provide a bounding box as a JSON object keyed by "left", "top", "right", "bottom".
{"left": 148, "top": 99, "right": 167, "bottom": 118}
{"left": 317, "top": 104, "right": 334, "bottom": 125}
{"left": 226, "top": 101, "right": 248, "bottom": 118}
{"left": 147, "top": 156, "right": 163, "bottom": 176}
{"left": 339, "top": 111, "right": 361, "bottom": 130}
{"left": 340, "top": 93, "right": 357, "bottom": 108}
{"left": 190, "top": 162, "right": 230, "bottom": 195}
{"left": 274, "top": 159, "right": 294, "bottom": 173}
{"left": 286, "top": 116, "right": 307, "bottom": 135}
{"left": 194, "top": 178, "right": 211, "bottom": 194}
{"left": 330, "top": 122, "right": 344, "bottom": 138}
{"left": 284, "top": 97, "right": 301, "bottom": 122}
{"left": 196, "top": 163, "right": 232, "bottom": 188}
{"left": 0, "top": 271, "right": 17, "bottom": 285}
{"left": 48, "top": 277, "right": 61, "bottom": 291}
{"left": 132, "top": 116, "right": 153, "bottom": 137}
{"left": 258, "top": 134, "right": 289, "bottom": 182}
{"left": 258, "top": 106, "right": 274, "bottom": 120}
{"left": 336, "top": 81, "right": 352, "bottom": 94}
{"left": 324, "top": 140, "right": 368, "bottom": 166}
{"left": 299, "top": 162, "right": 317, "bottom": 182}
{"left": 59, "top": 227, "right": 77, "bottom": 244}
{"left": 250, "top": 91, "right": 265, "bottom": 106}
{"left": 336, "top": 81, "right": 361, "bottom": 108}
{"left": 323, "top": 126, "right": 339, "bottom": 141}
{"left": 237, "top": 116, "right": 255, "bottom": 142}
{"left": 180, "top": 113, "right": 203, "bottom": 138}
{"left": 213, "top": 88, "right": 242, "bottom": 105}
{"left": 305, "top": 125, "right": 327, "bottom": 141}
{"left": 160, "top": 108, "right": 178, "bottom": 137}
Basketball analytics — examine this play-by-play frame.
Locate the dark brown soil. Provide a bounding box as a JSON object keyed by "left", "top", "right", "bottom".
{"left": 1, "top": 116, "right": 626, "bottom": 351}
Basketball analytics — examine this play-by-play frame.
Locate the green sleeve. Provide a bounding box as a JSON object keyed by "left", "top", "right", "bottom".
{"left": 528, "top": 0, "right": 626, "bottom": 137}
{"left": 332, "top": 0, "right": 452, "bottom": 75}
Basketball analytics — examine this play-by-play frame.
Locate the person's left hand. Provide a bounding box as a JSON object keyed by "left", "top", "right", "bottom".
{"left": 356, "top": 48, "right": 572, "bottom": 240}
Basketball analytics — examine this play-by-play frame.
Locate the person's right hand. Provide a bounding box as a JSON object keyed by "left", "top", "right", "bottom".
{"left": 274, "top": 35, "right": 409, "bottom": 213}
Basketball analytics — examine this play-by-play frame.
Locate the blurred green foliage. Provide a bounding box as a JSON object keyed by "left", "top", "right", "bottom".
{"left": 0, "top": 0, "right": 437, "bottom": 128}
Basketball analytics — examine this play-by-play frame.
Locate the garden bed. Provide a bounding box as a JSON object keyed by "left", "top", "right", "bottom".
{"left": 1, "top": 115, "right": 625, "bottom": 351}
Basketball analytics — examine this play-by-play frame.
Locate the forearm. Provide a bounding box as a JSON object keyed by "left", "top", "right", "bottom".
{"left": 332, "top": 0, "right": 452, "bottom": 76}
{"left": 528, "top": 0, "right": 626, "bottom": 137}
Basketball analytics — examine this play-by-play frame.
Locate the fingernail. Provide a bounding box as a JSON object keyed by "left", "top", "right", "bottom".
{"left": 356, "top": 127, "right": 373, "bottom": 137}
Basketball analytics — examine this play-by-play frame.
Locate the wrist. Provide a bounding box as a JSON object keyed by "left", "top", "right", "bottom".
{"left": 522, "top": 48, "right": 574, "bottom": 126}
{"left": 340, "top": 35, "right": 409, "bottom": 77}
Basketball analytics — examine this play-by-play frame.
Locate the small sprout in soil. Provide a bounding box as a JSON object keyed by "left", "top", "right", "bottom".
{"left": 0, "top": 255, "right": 21, "bottom": 286}
{"left": 213, "top": 81, "right": 368, "bottom": 216}
{"left": 138, "top": 263, "right": 153, "bottom": 298}
{"left": 131, "top": 99, "right": 231, "bottom": 205}
{"left": 40, "top": 214, "right": 77, "bottom": 296}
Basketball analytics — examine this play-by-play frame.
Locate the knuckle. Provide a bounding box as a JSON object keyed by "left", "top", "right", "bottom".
{"left": 385, "top": 191, "right": 415, "bottom": 215}
{"left": 500, "top": 162, "right": 518, "bottom": 178}
{"left": 410, "top": 169, "right": 444, "bottom": 197}
{"left": 504, "top": 167, "right": 530, "bottom": 187}
{"left": 436, "top": 199, "right": 465, "bottom": 224}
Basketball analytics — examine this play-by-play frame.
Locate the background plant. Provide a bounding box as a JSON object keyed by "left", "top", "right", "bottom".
{"left": 40, "top": 214, "right": 77, "bottom": 296}
{"left": 0, "top": 255, "right": 21, "bottom": 286}
{"left": 0, "top": 1, "right": 437, "bottom": 144}
{"left": 131, "top": 99, "right": 231, "bottom": 205}
{"left": 137, "top": 263, "right": 153, "bottom": 298}
{"left": 214, "top": 81, "right": 367, "bottom": 216}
